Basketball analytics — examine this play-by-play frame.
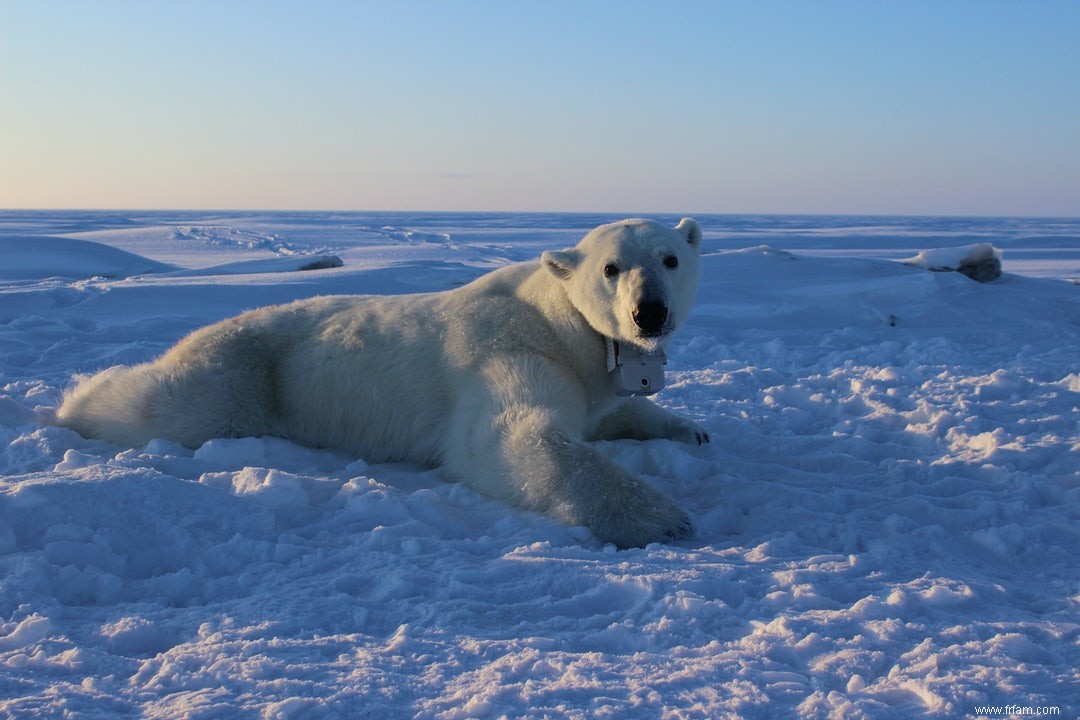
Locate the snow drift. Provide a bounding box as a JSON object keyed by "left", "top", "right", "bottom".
{"left": 0, "top": 211, "right": 1077, "bottom": 719}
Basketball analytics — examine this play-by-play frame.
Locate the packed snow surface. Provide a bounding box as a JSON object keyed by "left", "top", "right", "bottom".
{"left": 1, "top": 211, "right": 1077, "bottom": 719}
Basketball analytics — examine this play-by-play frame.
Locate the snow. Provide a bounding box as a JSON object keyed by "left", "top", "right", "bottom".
{"left": 899, "top": 244, "right": 1003, "bottom": 282}
{"left": 1, "top": 211, "right": 1078, "bottom": 718}
{"left": 899, "top": 243, "right": 1002, "bottom": 273}
{"left": 0, "top": 236, "right": 175, "bottom": 281}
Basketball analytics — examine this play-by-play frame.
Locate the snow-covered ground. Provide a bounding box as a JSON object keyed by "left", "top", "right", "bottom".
{"left": 1, "top": 211, "right": 1077, "bottom": 719}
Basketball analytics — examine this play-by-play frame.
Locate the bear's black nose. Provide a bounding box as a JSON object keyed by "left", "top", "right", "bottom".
{"left": 632, "top": 301, "right": 668, "bottom": 336}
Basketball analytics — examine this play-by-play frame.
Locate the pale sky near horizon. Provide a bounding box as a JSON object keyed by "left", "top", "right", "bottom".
{"left": 2, "top": 1, "right": 1079, "bottom": 216}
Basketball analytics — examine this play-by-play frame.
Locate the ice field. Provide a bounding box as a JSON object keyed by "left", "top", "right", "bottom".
{"left": 1, "top": 211, "right": 1077, "bottom": 718}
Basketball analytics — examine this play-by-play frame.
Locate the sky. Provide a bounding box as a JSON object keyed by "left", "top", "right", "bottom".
{"left": 2, "top": 1, "right": 1079, "bottom": 216}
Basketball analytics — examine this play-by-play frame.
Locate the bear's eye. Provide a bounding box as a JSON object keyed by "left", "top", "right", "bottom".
{"left": 603, "top": 263, "right": 620, "bottom": 278}
{"left": 663, "top": 255, "right": 679, "bottom": 269}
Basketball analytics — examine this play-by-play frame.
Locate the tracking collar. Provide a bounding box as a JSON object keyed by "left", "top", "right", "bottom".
{"left": 605, "top": 337, "right": 667, "bottom": 396}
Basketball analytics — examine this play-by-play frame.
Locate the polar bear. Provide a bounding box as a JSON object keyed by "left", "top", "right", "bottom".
{"left": 58, "top": 218, "right": 709, "bottom": 548}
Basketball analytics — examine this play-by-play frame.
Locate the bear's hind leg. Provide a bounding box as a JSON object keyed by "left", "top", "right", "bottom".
{"left": 58, "top": 321, "right": 281, "bottom": 448}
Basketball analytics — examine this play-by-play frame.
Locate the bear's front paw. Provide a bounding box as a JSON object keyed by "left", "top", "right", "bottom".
{"left": 669, "top": 418, "right": 710, "bottom": 446}
{"left": 588, "top": 484, "right": 694, "bottom": 549}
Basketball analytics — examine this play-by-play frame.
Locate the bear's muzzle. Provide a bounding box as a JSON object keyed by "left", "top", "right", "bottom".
{"left": 632, "top": 300, "right": 668, "bottom": 337}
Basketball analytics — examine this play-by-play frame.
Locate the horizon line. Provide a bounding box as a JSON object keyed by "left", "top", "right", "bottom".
{"left": 2, "top": 207, "right": 1079, "bottom": 222}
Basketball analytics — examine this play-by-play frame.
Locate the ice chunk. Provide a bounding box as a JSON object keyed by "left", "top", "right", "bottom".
{"left": 899, "top": 243, "right": 1003, "bottom": 281}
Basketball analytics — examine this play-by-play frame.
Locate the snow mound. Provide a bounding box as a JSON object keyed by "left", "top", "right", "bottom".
{"left": 899, "top": 243, "right": 1003, "bottom": 282}
{"left": 162, "top": 254, "right": 344, "bottom": 277}
{"left": 0, "top": 236, "right": 175, "bottom": 280}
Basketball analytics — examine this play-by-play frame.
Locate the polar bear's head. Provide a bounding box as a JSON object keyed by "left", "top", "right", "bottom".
{"left": 542, "top": 218, "right": 703, "bottom": 351}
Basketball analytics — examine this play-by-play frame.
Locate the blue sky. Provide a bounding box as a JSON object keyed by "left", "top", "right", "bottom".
{"left": 2, "top": 1, "right": 1078, "bottom": 215}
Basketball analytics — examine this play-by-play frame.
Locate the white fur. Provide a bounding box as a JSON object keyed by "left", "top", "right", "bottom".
{"left": 58, "top": 218, "right": 708, "bottom": 548}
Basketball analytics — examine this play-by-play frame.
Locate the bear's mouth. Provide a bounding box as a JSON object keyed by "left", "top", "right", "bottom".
{"left": 631, "top": 326, "right": 672, "bottom": 350}
{"left": 636, "top": 320, "right": 673, "bottom": 340}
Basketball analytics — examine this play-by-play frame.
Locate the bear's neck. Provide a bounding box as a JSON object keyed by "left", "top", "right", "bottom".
{"left": 518, "top": 265, "right": 610, "bottom": 387}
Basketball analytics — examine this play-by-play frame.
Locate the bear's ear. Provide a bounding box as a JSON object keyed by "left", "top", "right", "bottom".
{"left": 541, "top": 249, "right": 581, "bottom": 281}
{"left": 676, "top": 218, "right": 702, "bottom": 252}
